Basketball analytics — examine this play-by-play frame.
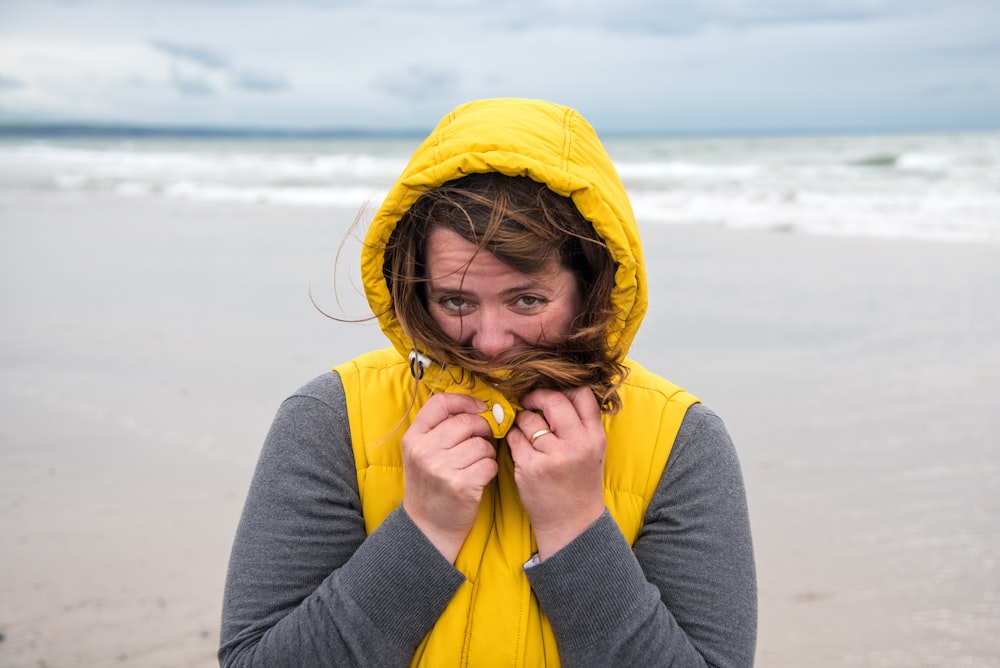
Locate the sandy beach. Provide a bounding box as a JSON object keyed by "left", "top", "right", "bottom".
{"left": 1, "top": 190, "right": 998, "bottom": 666}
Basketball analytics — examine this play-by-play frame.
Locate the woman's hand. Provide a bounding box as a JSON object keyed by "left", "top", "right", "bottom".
{"left": 508, "top": 387, "right": 607, "bottom": 560}
{"left": 402, "top": 393, "right": 499, "bottom": 563}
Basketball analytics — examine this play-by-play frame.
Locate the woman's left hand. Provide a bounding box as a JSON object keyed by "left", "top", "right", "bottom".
{"left": 508, "top": 386, "right": 607, "bottom": 560}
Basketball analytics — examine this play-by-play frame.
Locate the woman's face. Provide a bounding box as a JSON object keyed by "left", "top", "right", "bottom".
{"left": 425, "top": 227, "right": 581, "bottom": 361}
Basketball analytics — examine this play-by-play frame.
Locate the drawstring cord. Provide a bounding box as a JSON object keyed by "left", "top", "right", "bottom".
{"left": 408, "top": 350, "right": 432, "bottom": 380}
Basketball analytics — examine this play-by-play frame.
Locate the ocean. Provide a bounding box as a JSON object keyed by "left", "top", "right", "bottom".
{"left": 2, "top": 129, "right": 998, "bottom": 243}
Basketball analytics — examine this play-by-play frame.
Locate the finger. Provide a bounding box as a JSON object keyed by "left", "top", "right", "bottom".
{"left": 521, "top": 388, "right": 579, "bottom": 436}
{"left": 513, "top": 408, "right": 552, "bottom": 439}
{"left": 506, "top": 424, "right": 536, "bottom": 465}
{"left": 463, "top": 457, "right": 500, "bottom": 488}
{"left": 434, "top": 411, "right": 494, "bottom": 447}
{"left": 411, "top": 393, "right": 488, "bottom": 433}
{"left": 563, "top": 386, "right": 603, "bottom": 431}
{"left": 447, "top": 436, "right": 498, "bottom": 470}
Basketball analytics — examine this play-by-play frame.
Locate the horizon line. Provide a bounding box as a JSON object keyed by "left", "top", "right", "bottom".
{"left": 1, "top": 120, "right": 998, "bottom": 140}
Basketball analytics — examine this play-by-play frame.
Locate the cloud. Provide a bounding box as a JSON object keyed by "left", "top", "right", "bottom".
{"left": 170, "top": 70, "right": 215, "bottom": 97}
{"left": 0, "top": 73, "right": 26, "bottom": 90}
{"left": 150, "top": 40, "right": 230, "bottom": 69}
{"left": 927, "top": 39, "right": 1000, "bottom": 58}
{"left": 921, "top": 80, "right": 990, "bottom": 97}
{"left": 373, "top": 66, "right": 458, "bottom": 101}
{"left": 149, "top": 39, "right": 289, "bottom": 96}
{"left": 232, "top": 69, "right": 289, "bottom": 93}
{"left": 487, "top": 0, "right": 932, "bottom": 35}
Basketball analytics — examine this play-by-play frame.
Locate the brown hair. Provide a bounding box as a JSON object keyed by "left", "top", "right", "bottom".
{"left": 381, "top": 173, "right": 628, "bottom": 412}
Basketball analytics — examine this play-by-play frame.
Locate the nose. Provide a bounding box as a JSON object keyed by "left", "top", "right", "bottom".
{"left": 470, "top": 309, "right": 515, "bottom": 359}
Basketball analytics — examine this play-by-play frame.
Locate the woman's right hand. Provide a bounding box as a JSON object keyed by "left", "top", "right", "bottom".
{"left": 402, "top": 393, "right": 498, "bottom": 563}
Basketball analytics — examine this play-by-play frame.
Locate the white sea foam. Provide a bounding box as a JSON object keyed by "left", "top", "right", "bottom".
{"left": 615, "top": 160, "right": 762, "bottom": 180}
{"left": 4, "top": 143, "right": 406, "bottom": 183}
{"left": 2, "top": 131, "right": 998, "bottom": 243}
{"left": 162, "top": 181, "right": 386, "bottom": 207}
{"left": 895, "top": 152, "right": 953, "bottom": 173}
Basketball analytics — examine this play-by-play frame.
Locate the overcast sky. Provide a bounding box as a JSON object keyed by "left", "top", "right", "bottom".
{"left": 1, "top": 0, "right": 998, "bottom": 134}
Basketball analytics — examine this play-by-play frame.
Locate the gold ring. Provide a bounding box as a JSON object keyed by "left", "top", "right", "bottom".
{"left": 529, "top": 428, "right": 552, "bottom": 445}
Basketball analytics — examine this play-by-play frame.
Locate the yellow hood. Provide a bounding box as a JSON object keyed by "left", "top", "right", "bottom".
{"left": 362, "top": 97, "right": 646, "bottom": 366}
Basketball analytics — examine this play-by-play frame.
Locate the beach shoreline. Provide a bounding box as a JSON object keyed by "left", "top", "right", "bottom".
{"left": 2, "top": 193, "right": 998, "bottom": 666}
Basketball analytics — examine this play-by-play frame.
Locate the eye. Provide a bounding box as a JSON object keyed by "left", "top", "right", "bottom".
{"left": 439, "top": 296, "right": 470, "bottom": 312}
{"left": 514, "top": 295, "right": 546, "bottom": 309}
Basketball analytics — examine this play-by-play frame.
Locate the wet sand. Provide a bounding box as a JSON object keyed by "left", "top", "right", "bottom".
{"left": 1, "top": 192, "right": 998, "bottom": 666}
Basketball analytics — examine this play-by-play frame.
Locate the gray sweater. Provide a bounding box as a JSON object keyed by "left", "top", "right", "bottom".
{"left": 219, "top": 372, "right": 757, "bottom": 667}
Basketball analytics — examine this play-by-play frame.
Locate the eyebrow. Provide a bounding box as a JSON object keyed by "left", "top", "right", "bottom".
{"left": 427, "top": 278, "right": 553, "bottom": 298}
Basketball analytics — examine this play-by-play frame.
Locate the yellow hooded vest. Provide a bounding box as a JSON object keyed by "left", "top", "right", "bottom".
{"left": 337, "top": 98, "right": 698, "bottom": 667}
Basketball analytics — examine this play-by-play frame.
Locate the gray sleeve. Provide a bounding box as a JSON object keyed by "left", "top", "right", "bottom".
{"left": 219, "top": 373, "right": 465, "bottom": 668}
{"left": 524, "top": 403, "right": 757, "bottom": 667}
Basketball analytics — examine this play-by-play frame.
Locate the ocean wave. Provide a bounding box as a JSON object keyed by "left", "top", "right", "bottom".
{"left": 628, "top": 186, "right": 1000, "bottom": 243}
{"left": 162, "top": 181, "right": 385, "bottom": 207}
{"left": 1, "top": 143, "right": 408, "bottom": 184}
{"left": 3, "top": 132, "right": 999, "bottom": 243}
{"left": 615, "top": 160, "right": 762, "bottom": 180}
{"left": 851, "top": 153, "right": 899, "bottom": 167}
{"left": 894, "top": 152, "right": 954, "bottom": 173}
{"left": 850, "top": 151, "right": 956, "bottom": 172}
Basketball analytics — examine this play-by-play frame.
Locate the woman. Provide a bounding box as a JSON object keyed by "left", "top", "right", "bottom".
{"left": 220, "top": 98, "right": 757, "bottom": 667}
